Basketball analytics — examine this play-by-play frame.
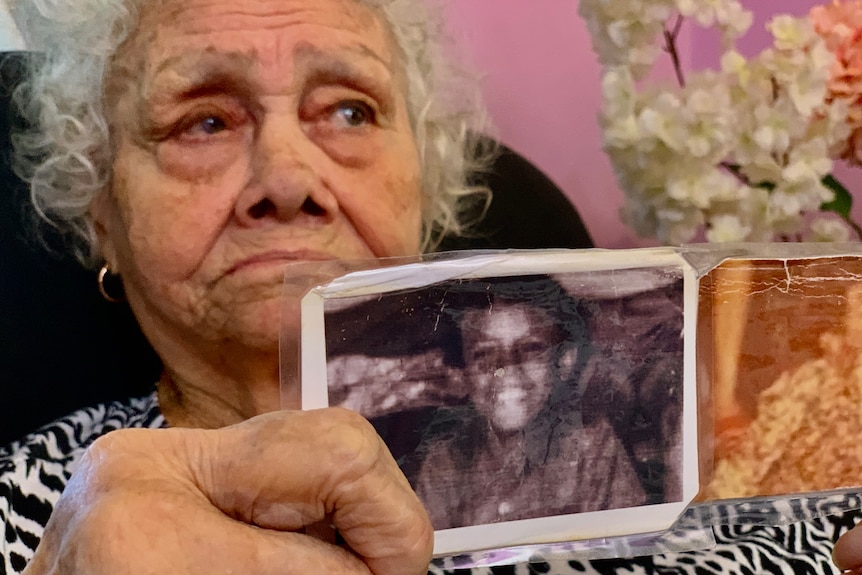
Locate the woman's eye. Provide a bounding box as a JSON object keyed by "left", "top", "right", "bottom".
{"left": 173, "top": 114, "right": 231, "bottom": 141}
{"left": 522, "top": 341, "right": 547, "bottom": 355}
{"left": 467, "top": 348, "right": 492, "bottom": 365}
{"left": 333, "top": 100, "right": 375, "bottom": 127}
{"left": 189, "top": 115, "right": 227, "bottom": 135}
{"left": 199, "top": 116, "right": 227, "bottom": 134}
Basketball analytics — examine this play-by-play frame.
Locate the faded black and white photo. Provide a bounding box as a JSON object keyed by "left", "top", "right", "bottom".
{"left": 318, "top": 266, "right": 686, "bottom": 532}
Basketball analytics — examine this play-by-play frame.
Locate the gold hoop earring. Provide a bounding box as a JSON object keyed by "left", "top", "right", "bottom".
{"left": 97, "top": 265, "right": 125, "bottom": 303}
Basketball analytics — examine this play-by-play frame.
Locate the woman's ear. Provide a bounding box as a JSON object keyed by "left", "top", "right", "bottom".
{"left": 90, "top": 190, "right": 118, "bottom": 268}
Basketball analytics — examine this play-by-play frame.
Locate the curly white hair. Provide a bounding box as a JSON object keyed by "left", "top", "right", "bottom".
{"left": 9, "top": 0, "right": 491, "bottom": 267}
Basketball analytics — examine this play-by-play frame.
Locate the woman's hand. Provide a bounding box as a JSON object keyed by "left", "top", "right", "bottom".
{"left": 23, "top": 408, "right": 433, "bottom": 575}
{"left": 835, "top": 522, "right": 862, "bottom": 573}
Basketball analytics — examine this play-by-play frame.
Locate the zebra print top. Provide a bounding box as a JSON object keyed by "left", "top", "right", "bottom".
{"left": 1, "top": 393, "right": 860, "bottom": 575}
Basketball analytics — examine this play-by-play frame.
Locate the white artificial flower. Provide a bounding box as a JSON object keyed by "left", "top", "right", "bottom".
{"left": 675, "top": 0, "right": 752, "bottom": 38}
{"left": 815, "top": 98, "right": 852, "bottom": 150}
{"left": 666, "top": 170, "right": 708, "bottom": 205}
{"left": 675, "top": 0, "right": 717, "bottom": 27}
{"left": 678, "top": 75, "right": 735, "bottom": 159}
{"left": 767, "top": 181, "right": 832, "bottom": 227}
{"left": 667, "top": 166, "right": 742, "bottom": 209}
{"left": 749, "top": 100, "right": 796, "bottom": 154}
{"left": 720, "top": 50, "right": 748, "bottom": 79}
{"left": 655, "top": 205, "right": 704, "bottom": 244}
{"left": 600, "top": 67, "right": 636, "bottom": 118}
{"left": 752, "top": 126, "right": 787, "bottom": 155}
{"left": 581, "top": 0, "right": 856, "bottom": 244}
{"left": 782, "top": 138, "right": 834, "bottom": 183}
{"left": 607, "top": 142, "right": 674, "bottom": 197}
{"left": 809, "top": 217, "right": 852, "bottom": 242}
{"left": 759, "top": 52, "right": 829, "bottom": 117}
{"left": 619, "top": 199, "right": 659, "bottom": 238}
{"left": 603, "top": 115, "right": 642, "bottom": 148}
{"left": 706, "top": 213, "right": 751, "bottom": 242}
{"left": 811, "top": 38, "right": 837, "bottom": 71}
{"left": 768, "top": 15, "right": 818, "bottom": 50}
{"left": 578, "top": 0, "right": 675, "bottom": 78}
{"left": 787, "top": 56, "right": 831, "bottom": 115}
{"left": 765, "top": 210, "right": 805, "bottom": 237}
{"left": 637, "top": 92, "right": 690, "bottom": 152}
{"left": 716, "top": 0, "right": 754, "bottom": 39}
{"left": 737, "top": 160, "right": 781, "bottom": 190}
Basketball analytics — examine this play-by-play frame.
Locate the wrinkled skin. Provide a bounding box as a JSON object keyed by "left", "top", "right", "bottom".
{"left": 93, "top": 0, "right": 422, "bottom": 425}
{"left": 22, "top": 0, "right": 433, "bottom": 572}
{"left": 23, "top": 410, "right": 433, "bottom": 575}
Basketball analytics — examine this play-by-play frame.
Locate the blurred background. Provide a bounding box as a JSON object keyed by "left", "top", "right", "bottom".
{"left": 0, "top": 0, "right": 854, "bottom": 248}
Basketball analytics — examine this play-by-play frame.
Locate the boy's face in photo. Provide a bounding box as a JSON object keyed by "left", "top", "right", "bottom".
{"left": 461, "top": 302, "right": 579, "bottom": 433}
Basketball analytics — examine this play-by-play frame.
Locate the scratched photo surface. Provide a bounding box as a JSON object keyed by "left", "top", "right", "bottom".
{"left": 701, "top": 256, "right": 862, "bottom": 500}
{"left": 323, "top": 270, "right": 685, "bottom": 530}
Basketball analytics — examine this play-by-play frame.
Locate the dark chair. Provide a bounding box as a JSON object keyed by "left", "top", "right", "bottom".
{"left": 0, "top": 51, "right": 593, "bottom": 445}
{"left": 439, "top": 143, "right": 593, "bottom": 252}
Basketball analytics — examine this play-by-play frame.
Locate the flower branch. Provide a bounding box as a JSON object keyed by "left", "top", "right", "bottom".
{"left": 579, "top": 0, "right": 862, "bottom": 244}
{"left": 663, "top": 15, "right": 687, "bottom": 89}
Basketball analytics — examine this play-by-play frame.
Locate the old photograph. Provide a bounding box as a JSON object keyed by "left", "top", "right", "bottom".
{"left": 318, "top": 264, "right": 688, "bottom": 532}
{"left": 701, "top": 256, "right": 862, "bottom": 500}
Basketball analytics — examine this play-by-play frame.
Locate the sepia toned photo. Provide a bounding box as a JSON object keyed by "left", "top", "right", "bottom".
{"left": 701, "top": 256, "right": 862, "bottom": 501}
{"left": 302, "top": 253, "right": 695, "bottom": 552}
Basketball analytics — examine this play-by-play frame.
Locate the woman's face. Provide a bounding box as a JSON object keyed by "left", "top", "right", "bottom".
{"left": 93, "top": 0, "right": 423, "bottom": 351}
{"left": 461, "top": 303, "right": 578, "bottom": 433}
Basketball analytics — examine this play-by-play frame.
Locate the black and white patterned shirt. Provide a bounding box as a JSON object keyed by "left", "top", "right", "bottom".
{"left": 1, "top": 394, "right": 860, "bottom": 575}
{"left": 0, "top": 394, "right": 165, "bottom": 573}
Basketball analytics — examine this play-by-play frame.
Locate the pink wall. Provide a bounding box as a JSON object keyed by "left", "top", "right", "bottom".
{"left": 442, "top": 0, "right": 642, "bottom": 248}
{"left": 443, "top": 1, "right": 861, "bottom": 247}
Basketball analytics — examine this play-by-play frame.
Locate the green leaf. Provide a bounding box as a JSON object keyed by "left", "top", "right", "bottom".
{"left": 820, "top": 174, "right": 853, "bottom": 218}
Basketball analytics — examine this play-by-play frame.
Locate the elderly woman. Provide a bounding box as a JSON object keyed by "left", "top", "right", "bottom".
{"left": 4, "top": 1, "right": 862, "bottom": 575}
{"left": 4, "top": 0, "right": 467, "bottom": 572}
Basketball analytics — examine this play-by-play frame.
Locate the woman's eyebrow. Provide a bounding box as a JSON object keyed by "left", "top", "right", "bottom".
{"left": 293, "top": 41, "right": 392, "bottom": 73}
{"left": 145, "top": 43, "right": 395, "bottom": 105}
{"left": 146, "top": 51, "right": 257, "bottom": 102}
{"left": 292, "top": 41, "right": 396, "bottom": 90}
{"left": 467, "top": 341, "right": 497, "bottom": 353}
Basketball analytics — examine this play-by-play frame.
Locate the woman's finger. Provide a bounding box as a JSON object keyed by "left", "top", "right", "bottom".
{"left": 834, "top": 522, "right": 862, "bottom": 571}
{"left": 182, "top": 408, "right": 434, "bottom": 575}
{"left": 28, "top": 471, "right": 374, "bottom": 575}
{"left": 24, "top": 415, "right": 432, "bottom": 575}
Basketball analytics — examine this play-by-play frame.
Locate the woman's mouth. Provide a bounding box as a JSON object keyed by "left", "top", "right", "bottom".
{"left": 224, "top": 250, "right": 337, "bottom": 277}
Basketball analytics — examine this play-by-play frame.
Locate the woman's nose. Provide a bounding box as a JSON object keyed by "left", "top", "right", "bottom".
{"left": 235, "top": 121, "right": 337, "bottom": 227}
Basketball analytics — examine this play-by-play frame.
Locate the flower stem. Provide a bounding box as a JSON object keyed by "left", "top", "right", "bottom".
{"left": 663, "top": 15, "right": 686, "bottom": 88}
{"left": 719, "top": 161, "right": 754, "bottom": 187}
